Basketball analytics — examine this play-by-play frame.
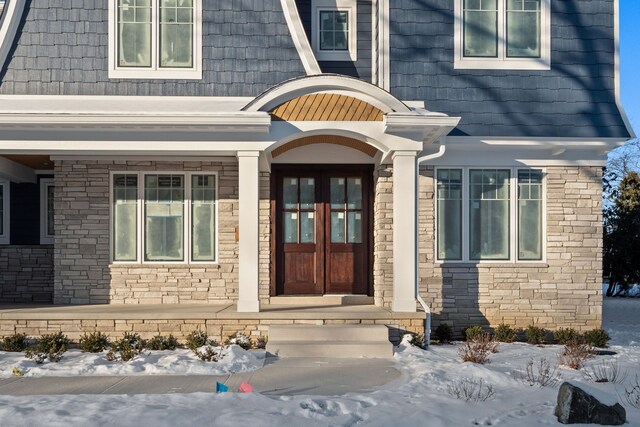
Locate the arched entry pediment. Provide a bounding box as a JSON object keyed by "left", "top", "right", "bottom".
{"left": 243, "top": 74, "right": 410, "bottom": 115}
{"left": 270, "top": 94, "right": 383, "bottom": 122}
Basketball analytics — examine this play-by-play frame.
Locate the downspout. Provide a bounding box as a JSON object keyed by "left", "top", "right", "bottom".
{"left": 415, "top": 142, "right": 447, "bottom": 348}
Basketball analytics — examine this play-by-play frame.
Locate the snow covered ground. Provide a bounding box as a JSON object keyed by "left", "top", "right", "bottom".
{"left": 0, "top": 345, "right": 266, "bottom": 377}
{"left": 0, "top": 298, "right": 639, "bottom": 427}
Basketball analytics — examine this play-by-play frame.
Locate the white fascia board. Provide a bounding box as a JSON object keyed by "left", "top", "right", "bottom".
{"left": 0, "top": 112, "right": 271, "bottom": 132}
{"left": 0, "top": 95, "right": 254, "bottom": 114}
{"left": 384, "top": 113, "right": 461, "bottom": 143}
{"left": 0, "top": 140, "right": 276, "bottom": 155}
{"left": 0, "top": 155, "right": 36, "bottom": 183}
{"left": 446, "top": 136, "right": 627, "bottom": 151}
{"left": 281, "top": 0, "right": 322, "bottom": 75}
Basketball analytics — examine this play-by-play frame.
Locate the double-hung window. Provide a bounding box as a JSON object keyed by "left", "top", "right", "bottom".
{"left": 0, "top": 179, "right": 9, "bottom": 245}
{"left": 111, "top": 172, "right": 217, "bottom": 264}
{"left": 311, "top": 0, "right": 357, "bottom": 61}
{"left": 40, "top": 179, "right": 55, "bottom": 245}
{"left": 436, "top": 168, "right": 545, "bottom": 262}
{"left": 454, "top": 0, "right": 550, "bottom": 70}
{"left": 108, "top": 0, "right": 203, "bottom": 79}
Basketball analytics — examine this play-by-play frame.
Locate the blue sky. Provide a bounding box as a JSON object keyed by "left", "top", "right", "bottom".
{"left": 620, "top": 0, "right": 640, "bottom": 139}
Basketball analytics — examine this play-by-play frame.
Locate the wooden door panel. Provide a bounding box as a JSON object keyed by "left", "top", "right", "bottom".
{"left": 328, "top": 252, "right": 354, "bottom": 284}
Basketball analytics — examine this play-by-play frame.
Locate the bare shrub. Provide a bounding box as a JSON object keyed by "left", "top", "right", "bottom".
{"left": 558, "top": 340, "right": 593, "bottom": 370}
{"left": 458, "top": 333, "right": 496, "bottom": 364}
{"left": 582, "top": 360, "right": 628, "bottom": 384}
{"left": 514, "top": 357, "right": 560, "bottom": 387}
{"left": 623, "top": 374, "right": 640, "bottom": 409}
{"left": 447, "top": 377, "right": 496, "bottom": 402}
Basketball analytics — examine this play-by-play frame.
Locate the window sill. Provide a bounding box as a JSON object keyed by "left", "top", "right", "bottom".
{"left": 435, "top": 262, "right": 549, "bottom": 268}
{"left": 108, "top": 68, "right": 203, "bottom": 80}
{"left": 453, "top": 57, "right": 550, "bottom": 71}
{"left": 110, "top": 263, "right": 219, "bottom": 269}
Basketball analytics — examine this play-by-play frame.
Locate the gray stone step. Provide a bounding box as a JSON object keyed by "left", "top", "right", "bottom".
{"left": 267, "top": 340, "right": 394, "bottom": 358}
{"left": 267, "top": 325, "right": 394, "bottom": 358}
{"left": 269, "top": 295, "right": 374, "bottom": 306}
{"left": 268, "top": 324, "right": 389, "bottom": 342}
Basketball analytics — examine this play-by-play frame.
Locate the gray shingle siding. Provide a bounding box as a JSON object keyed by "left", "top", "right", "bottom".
{"left": 296, "top": 0, "right": 372, "bottom": 81}
{"left": 0, "top": 0, "right": 306, "bottom": 96}
{"left": 389, "top": 0, "right": 630, "bottom": 138}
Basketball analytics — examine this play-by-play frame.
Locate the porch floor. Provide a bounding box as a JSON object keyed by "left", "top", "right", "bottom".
{"left": 0, "top": 303, "right": 425, "bottom": 321}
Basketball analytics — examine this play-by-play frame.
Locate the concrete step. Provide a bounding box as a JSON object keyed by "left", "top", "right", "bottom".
{"left": 269, "top": 324, "right": 389, "bottom": 342}
{"left": 268, "top": 295, "right": 374, "bottom": 306}
{"left": 267, "top": 325, "right": 394, "bottom": 358}
{"left": 267, "top": 340, "right": 394, "bottom": 358}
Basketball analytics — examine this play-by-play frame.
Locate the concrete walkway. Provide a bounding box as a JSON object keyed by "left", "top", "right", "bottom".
{"left": 0, "top": 357, "right": 403, "bottom": 396}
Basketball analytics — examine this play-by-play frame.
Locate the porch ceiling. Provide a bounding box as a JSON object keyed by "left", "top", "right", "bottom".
{"left": 1, "top": 154, "right": 53, "bottom": 170}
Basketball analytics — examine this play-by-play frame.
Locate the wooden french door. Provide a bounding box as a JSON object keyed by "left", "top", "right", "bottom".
{"left": 273, "top": 165, "right": 372, "bottom": 295}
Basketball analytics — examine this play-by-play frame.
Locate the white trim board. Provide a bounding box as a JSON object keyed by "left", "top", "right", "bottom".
{"left": 0, "top": 178, "right": 9, "bottom": 245}
{"left": 0, "top": 0, "right": 26, "bottom": 76}
{"left": 39, "top": 178, "right": 54, "bottom": 245}
{"left": 281, "top": 0, "right": 322, "bottom": 75}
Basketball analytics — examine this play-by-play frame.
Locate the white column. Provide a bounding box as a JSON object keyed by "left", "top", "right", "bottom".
{"left": 237, "top": 151, "right": 261, "bottom": 312}
{"left": 392, "top": 151, "right": 418, "bottom": 312}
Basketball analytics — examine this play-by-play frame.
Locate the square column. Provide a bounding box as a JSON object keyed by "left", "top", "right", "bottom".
{"left": 392, "top": 151, "right": 418, "bottom": 312}
{"left": 237, "top": 151, "right": 261, "bottom": 312}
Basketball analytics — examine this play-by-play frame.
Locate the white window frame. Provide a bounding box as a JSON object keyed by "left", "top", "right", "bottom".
{"left": 109, "top": 171, "right": 219, "bottom": 265}
{"left": 40, "top": 178, "right": 55, "bottom": 245}
{"left": 311, "top": 0, "right": 358, "bottom": 62}
{"left": 453, "top": 0, "right": 551, "bottom": 70}
{"left": 0, "top": 179, "right": 9, "bottom": 245}
{"left": 434, "top": 167, "right": 547, "bottom": 264}
{"left": 107, "top": 0, "right": 203, "bottom": 80}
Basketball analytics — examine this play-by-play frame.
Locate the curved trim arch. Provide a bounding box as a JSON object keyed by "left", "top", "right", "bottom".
{"left": 243, "top": 74, "right": 410, "bottom": 114}
{"left": 0, "top": 0, "right": 27, "bottom": 76}
{"left": 266, "top": 128, "right": 389, "bottom": 158}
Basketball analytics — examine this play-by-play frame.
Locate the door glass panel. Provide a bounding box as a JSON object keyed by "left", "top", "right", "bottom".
{"left": 347, "top": 212, "right": 362, "bottom": 243}
{"left": 300, "top": 178, "right": 315, "bottom": 210}
{"left": 284, "top": 212, "right": 298, "bottom": 243}
{"left": 300, "top": 211, "right": 315, "bottom": 243}
{"left": 347, "top": 178, "right": 362, "bottom": 209}
{"left": 330, "top": 178, "right": 345, "bottom": 209}
{"left": 283, "top": 178, "right": 298, "bottom": 209}
{"left": 331, "top": 211, "right": 345, "bottom": 243}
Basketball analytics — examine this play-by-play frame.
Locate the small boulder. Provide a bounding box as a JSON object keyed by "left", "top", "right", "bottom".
{"left": 555, "top": 382, "right": 626, "bottom": 425}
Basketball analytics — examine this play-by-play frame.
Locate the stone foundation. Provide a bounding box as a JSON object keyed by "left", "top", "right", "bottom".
{"left": 0, "top": 246, "right": 54, "bottom": 303}
{"left": 0, "top": 317, "right": 422, "bottom": 345}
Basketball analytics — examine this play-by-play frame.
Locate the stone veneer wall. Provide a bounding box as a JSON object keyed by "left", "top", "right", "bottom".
{"left": 0, "top": 317, "right": 422, "bottom": 345}
{"left": 0, "top": 246, "right": 54, "bottom": 302}
{"left": 417, "top": 166, "right": 603, "bottom": 336}
{"left": 373, "top": 164, "right": 393, "bottom": 308}
{"left": 54, "top": 160, "right": 272, "bottom": 305}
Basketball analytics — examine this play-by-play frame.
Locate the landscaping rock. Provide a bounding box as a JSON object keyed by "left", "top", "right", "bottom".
{"left": 555, "top": 382, "right": 626, "bottom": 425}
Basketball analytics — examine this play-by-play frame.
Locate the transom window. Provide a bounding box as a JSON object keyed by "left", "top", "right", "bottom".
{"left": 108, "top": 0, "right": 203, "bottom": 79}
{"left": 454, "top": 0, "right": 550, "bottom": 70}
{"left": 111, "top": 172, "right": 217, "bottom": 264}
{"left": 436, "top": 168, "right": 545, "bottom": 262}
{"left": 311, "top": 0, "right": 357, "bottom": 61}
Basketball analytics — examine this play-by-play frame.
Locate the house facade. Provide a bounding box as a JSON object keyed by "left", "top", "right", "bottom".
{"left": 0, "top": 0, "right": 634, "bottom": 339}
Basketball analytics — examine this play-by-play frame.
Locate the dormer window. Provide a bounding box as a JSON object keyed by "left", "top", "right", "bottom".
{"left": 454, "top": 0, "right": 550, "bottom": 70}
{"left": 108, "top": 0, "right": 203, "bottom": 79}
{"left": 311, "top": 0, "right": 357, "bottom": 61}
